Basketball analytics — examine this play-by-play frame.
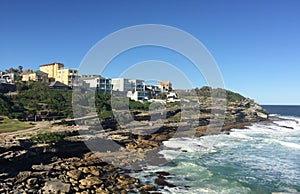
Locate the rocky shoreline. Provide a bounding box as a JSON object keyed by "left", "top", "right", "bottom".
{"left": 0, "top": 98, "right": 269, "bottom": 193}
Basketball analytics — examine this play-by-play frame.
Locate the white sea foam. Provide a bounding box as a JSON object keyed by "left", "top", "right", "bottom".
{"left": 162, "top": 137, "right": 217, "bottom": 153}
{"left": 135, "top": 116, "right": 300, "bottom": 194}
{"left": 273, "top": 140, "right": 300, "bottom": 150}
{"left": 228, "top": 132, "right": 253, "bottom": 140}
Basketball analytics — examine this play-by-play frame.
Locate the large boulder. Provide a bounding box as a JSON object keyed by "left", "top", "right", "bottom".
{"left": 42, "top": 179, "right": 71, "bottom": 193}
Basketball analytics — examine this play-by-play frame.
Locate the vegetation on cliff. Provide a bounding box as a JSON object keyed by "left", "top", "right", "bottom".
{"left": 195, "top": 86, "right": 246, "bottom": 102}
{"left": 0, "top": 82, "right": 73, "bottom": 120}
{"left": 0, "top": 83, "right": 267, "bottom": 124}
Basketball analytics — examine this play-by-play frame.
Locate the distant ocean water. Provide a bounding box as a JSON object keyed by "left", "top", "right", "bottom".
{"left": 262, "top": 105, "right": 300, "bottom": 117}
{"left": 132, "top": 105, "right": 300, "bottom": 193}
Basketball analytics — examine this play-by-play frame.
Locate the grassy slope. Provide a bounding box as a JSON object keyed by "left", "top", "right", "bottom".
{"left": 0, "top": 116, "right": 32, "bottom": 133}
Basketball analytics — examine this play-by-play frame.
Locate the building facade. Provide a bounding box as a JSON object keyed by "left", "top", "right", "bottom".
{"left": 157, "top": 81, "right": 172, "bottom": 92}
{"left": 127, "top": 91, "right": 146, "bottom": 101}
{"left": 128, "top": 79, "right": 145, "bottom": 91}
{"left": 81, "top": 75, "right": 112, "bottom": 93}
{"left": 21, "top": 70, "right": 48, "bottom": 83}
{"left": 56, "top": 69, "right": 79, "bottom": 87}
{"left": 39, "top": 62, "right": 79, "bottom": 87}
{"left": 40, "top": 62, "right": 64, "bottom": 79}
{"left": 111, "top": 78, "right": 145, "bottom": 92}
{"left": 0, "top": 71, "right": 6, "bottom": 83}
{"left": 98, "top": 76, "right": 112, "bottom": 93}
{"left": 2, "top": 72, "right": 19, "bottom": 84}
{"left": 111, "top": 78, "right": 132, "bottom": 92}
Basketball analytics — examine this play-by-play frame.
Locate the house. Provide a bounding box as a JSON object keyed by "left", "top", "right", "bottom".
{"left": 2, "top": 72, "right": 19, "bottom": 84}
{"left": 166, "top": 92, "right": 180, "bottom": 102}
{"left": 127, "top": 90, "right": 146, "bottom": 101}
{"left": 145, "top": 85, "right": 162, "bottom": 99}
{"left": 0, "top": 71, "right": 6, "bottom": 83}
{"left": 49, "top": 81, "right": 71, "bottom": 90}
{"left": 158, "top": 81, "right": 172, "bottom": 92}
{"left": 40, "top": 62, "right": 79, "bottom": 87}
{"left": 21, "top": 70, "right": 48, "bottom": 83}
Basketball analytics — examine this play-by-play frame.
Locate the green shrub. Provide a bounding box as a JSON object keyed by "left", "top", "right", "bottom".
{"left": 31, "top": 132, "right": 63, "bottom": 143}
{"left": 168, "top": 113, "right": 181, "bottom": 122}
{"left": 98, "top": 110, "right": 114, "bottom": 119}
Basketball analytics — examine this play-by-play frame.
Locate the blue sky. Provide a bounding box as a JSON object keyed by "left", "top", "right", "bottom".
{"left": 0, "top": 0, "right": 300, "bottom": 105}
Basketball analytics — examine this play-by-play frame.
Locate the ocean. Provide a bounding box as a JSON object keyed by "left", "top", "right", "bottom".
{"left": 132, "top": 105, "right": 300, "bottom": 193}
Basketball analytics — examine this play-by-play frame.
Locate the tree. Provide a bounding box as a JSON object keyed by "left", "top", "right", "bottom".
{"left": 18, "top": 66, "right": 23, "bottom": 73}
{"left": 5, "top": 67, "right": 18, "bottom": 73}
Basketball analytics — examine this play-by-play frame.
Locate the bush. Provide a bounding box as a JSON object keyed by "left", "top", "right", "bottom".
{"left": 98, "top": 110, "right": 114, "bottom": 119}
{"left": 195, "top": 86, "right": 245, "bottom": 102}
{"left": 168, "top": 113, "right": 181, "bottom": 122}
{"left": 31, "top": 132, "right": 63, "bottom": 143}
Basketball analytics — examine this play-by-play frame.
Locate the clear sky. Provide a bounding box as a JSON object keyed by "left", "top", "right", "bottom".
{"left": 0, "top": 0, "right": 299, "bottom": 105}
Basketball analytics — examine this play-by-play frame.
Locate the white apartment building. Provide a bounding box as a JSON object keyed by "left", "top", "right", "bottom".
{"left": 111, "top": 78, "right": 145, "bottom": 92}
{"left": 81, "top": 75, "right": 112, "bottom": 93}
{"left": 111, "top": 78, "right": 131, "bottom": 92}
{"left": 128, "top": 79, "right": 145, "bottom": 91}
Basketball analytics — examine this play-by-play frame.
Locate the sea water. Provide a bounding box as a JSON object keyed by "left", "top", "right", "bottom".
{"left": 132, "top": 106, "right": 300, "bottom": 193}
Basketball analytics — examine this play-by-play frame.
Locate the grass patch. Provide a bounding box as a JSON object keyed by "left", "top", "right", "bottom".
{"left": 168, "top": 113, "right": 181, "bottom": 122}
{"left": 0, "top": 116, "right": 32, "bottom": 133}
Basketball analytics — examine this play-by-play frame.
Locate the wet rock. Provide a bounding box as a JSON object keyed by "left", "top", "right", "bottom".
{"left": 156, "top": 171, "right": 170, "bottom": 176}
{"left": 140, "top": 184, "right": 156, "bottom": 192}
{"left": 155, "top": 176, "right": 176, "bottom": 187}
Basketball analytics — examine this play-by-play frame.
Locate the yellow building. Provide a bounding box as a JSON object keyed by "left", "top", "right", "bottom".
{"left": 40, "top": 62, "right": 64, "bottom": 79}
{"left": 39, "top": 62, "right": 78, "bottom": 86}
{"left": 21, "top": 70, "right": 48, "bottom": 83}
{"left": 56, "top": 69, "right": 78, "bottom": 86}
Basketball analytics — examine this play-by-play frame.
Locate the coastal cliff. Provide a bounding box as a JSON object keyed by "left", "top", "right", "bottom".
{"left": 0, "top": 87, "right": 268, "bottom": 193}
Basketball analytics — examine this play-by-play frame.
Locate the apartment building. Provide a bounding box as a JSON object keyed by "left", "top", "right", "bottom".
{"left": 56, "top": 69, "right": 79, "bottom": 87}
{"left": 128, "top": 79, "right": 145, "bottom": 91}
{"left": 40, "top": 62, "right": 64, "bottom": 78}
{"left": 111, "top": 78, "right": 145, "bottom": 92}
{"left": 39, "top": 62, "right": 79, "bottom": 87}
{"left": 111, "top": 78, "right": 132, "bottom": 92}
{"left": 81, "top": 75, "right": 112, "bottom": 93}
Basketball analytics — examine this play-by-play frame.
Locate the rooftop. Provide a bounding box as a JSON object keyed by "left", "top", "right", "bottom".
{"left": 40, "top": 62, "right": 64, "bottom": 67}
